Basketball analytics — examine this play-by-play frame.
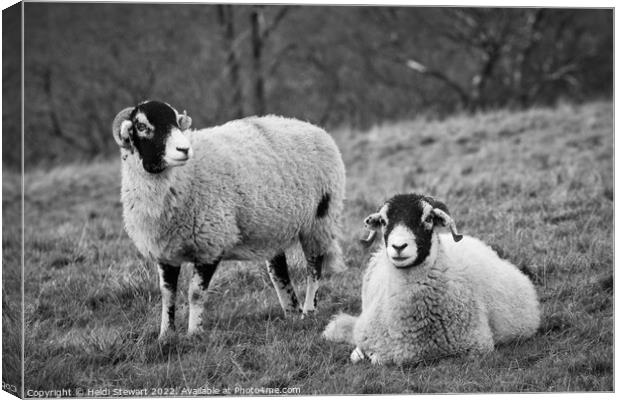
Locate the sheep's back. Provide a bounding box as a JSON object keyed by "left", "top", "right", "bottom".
{"left": 185, "top": 116, "right": 345, "bottom": 259}
{"left": 440, "top": 234, "right": 541, "bottom": 343}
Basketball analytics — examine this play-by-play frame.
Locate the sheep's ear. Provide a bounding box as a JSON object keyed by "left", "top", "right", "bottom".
{"left": 360, "top": 212, "right": 382, "bottom": 247}
{"left": 112, "top": 107, "right": 134, "bottom": 149}
{"left": 364, "top": 212, "right": 383, "bottom": 230}
{"left": 178, "top": 110, "right": 192, "bottom": 131}
{"left": 431, "top": 208, "right": 463, "bottom": 242}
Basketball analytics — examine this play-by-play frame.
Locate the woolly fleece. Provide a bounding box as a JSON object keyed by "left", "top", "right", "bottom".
{"left": 120, "top": 115, "right": 346, "bottom": 268}
{"left": 323, "top": 233, "right": 540, "bottom": 365}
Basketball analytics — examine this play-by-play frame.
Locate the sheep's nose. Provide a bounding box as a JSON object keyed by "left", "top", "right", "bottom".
{"left": 176, "top": 146, "right": 189, "bottom": 155}
{"left": 392, "top": 243, "right": 408, "bottom": 253}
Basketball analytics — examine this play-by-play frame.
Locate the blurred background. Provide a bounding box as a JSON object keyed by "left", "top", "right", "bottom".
{"left": 6, "top": 4, "right": 613, "bottom": 170}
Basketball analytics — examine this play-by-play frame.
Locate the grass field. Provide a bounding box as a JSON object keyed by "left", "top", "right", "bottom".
{"left": 3, "top": 101, "right": 613, "bottom": 394}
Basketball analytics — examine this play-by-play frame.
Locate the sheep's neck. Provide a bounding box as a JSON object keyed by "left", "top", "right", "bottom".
{"left": 120, "top": 154, "right": 174, "bottom": 220}
{"left": 373, "top": 255, "right": 448, "bottom": 307}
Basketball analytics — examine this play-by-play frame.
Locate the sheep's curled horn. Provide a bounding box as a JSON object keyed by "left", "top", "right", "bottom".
{"left": 360, "top": 229, "right": 377, "bottom": 248}
{"left": 422, "top": 196, "right": 463, "bottom": 242}
{"left": 112, "top": 107, "right": 134, "bottom": 150}
{"left": 359, "top": 207, "right": 384, "bottom": 247}
{"left": 431, "top": 207, "right": 463, "bottom": 242}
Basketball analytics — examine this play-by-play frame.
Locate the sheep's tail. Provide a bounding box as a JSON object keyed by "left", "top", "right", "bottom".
{"left": 322, "top": 313, "right": 357, "bottom": 345}
{"left": 322, "top": 238, "right": 347, "bottom": 273}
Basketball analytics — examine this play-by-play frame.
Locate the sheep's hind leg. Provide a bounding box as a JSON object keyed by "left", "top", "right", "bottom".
{"left": 266, "top": 252, "right": 301, "bottom": 316}
{"left": 302, "top": 254, "right": 323, "bottom": 316}
{"left": 187, "top": 259, "right": 220, "bottom": 336}
{"left": 157, "top": 263, "right": 180, "bottom": 340}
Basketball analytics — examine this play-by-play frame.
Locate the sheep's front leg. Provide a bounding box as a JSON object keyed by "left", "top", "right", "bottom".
{"left": 266, "top": 252, "right": 301, "bottom": 316}
{"left": 157, "top": 263, "right": 180, "bottom": 340}
{"left": 350, "top": 347, "right": 383, "bottom": 365}
{"left": 188, "top": 260, "right": 220, "bottom": 336}
{"left": 302, "top": 254, "right": 323, "bottom": 316}
{"left": 350, "top": 347, "right": 366, "bottom": 364}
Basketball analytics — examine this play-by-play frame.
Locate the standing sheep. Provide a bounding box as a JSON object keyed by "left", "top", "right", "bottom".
{"left": 323, "top": 193, "right": 540, "bottom": 365}
{"left": 111, "top": 100, "right": 346, "bottom": 339}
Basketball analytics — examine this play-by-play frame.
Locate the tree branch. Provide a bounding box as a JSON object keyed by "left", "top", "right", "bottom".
{"left": 267, "top": 43, "right": 299, "bottom": 76}
{"left": 217, "top": 4, "right": 244, "bottom": 118}
{"left": 262, "top": 6, "right": 290, "bottom": 40}
{"left": 406, "top": 59, "right": 471, "bottom": 108}
{"left": 43, "top": 68, "right": 93, "bottom": 154}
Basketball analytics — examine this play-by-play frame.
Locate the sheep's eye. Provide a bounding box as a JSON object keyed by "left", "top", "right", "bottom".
{"left": 425, "top": 215, "right": 433, "bottom": 224}
{"left": 380, "top": 218, "right": 387, "bottom": 227}
{"left": 136, "top": 123, "right": 147, "bottom": 132}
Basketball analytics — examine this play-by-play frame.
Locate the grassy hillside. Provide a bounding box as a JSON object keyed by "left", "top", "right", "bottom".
{"left": 8, "top": 101, "right": 613, "bottom": 394}
{"left": 2, "top": 166, "right": 23, "bottom": 396}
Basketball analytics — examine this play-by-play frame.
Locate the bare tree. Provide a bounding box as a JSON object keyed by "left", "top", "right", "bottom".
{"left": 406, "top": 8, "right": 604, "bottom": 111}
{"left": 405, "top": 9, "right": 518, "bottom": 111}
{"left": 304, "top": 48, "right": 341, "bottom": 126}
{"left": 517, "top": 11, "right": 588, "bottom": 105}
{"left": 217, "top": 5, "right": 244, "bottom": 119}
{"left": 42, "top": 67, "right": 94, "bottom": 154}
{"left": 511, "top": 9, "right": 545, "bottom": 106}
{"left": 250, "top": 5, "right": 289, "bottom": 115}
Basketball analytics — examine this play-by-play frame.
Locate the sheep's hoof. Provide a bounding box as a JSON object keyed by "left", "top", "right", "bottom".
{"left": 301, "top": 310, "right": 316, "bottom": 320}
{"left": 283, "top": 307, "right": 303, "bottom": 318}
{"left": 369, "top": 353, "right": 383, "bottom": 366}
{"left": 350, "top": 347, "right": 365, "bottom": 364}
{"left": 157, "top": 330, "right": 176, "bottom": 343}
{"left": 187, "top": 325, "right": 205, "bottom": 338}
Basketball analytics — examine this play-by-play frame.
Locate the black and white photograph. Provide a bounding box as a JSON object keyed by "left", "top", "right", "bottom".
{"left": 2, "top": 1, "right": 614, "bottom": 397}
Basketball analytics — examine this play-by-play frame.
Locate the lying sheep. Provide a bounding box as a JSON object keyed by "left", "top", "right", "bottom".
{"left": 323, "top": 193, "right": 540, "bottom": 365}
{"left": 112, "top": 100, "right": 346, "bottom": 339}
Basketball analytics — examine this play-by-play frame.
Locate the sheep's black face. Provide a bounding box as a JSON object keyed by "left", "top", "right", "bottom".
{"left": 127, "top": 101, "right": 192, "bottom": 174}
{"left": 384, "top": 194, "right": 433, "bottom": 268}
{"left": 363, "top": 193, "right": 458, "bottom": 269}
